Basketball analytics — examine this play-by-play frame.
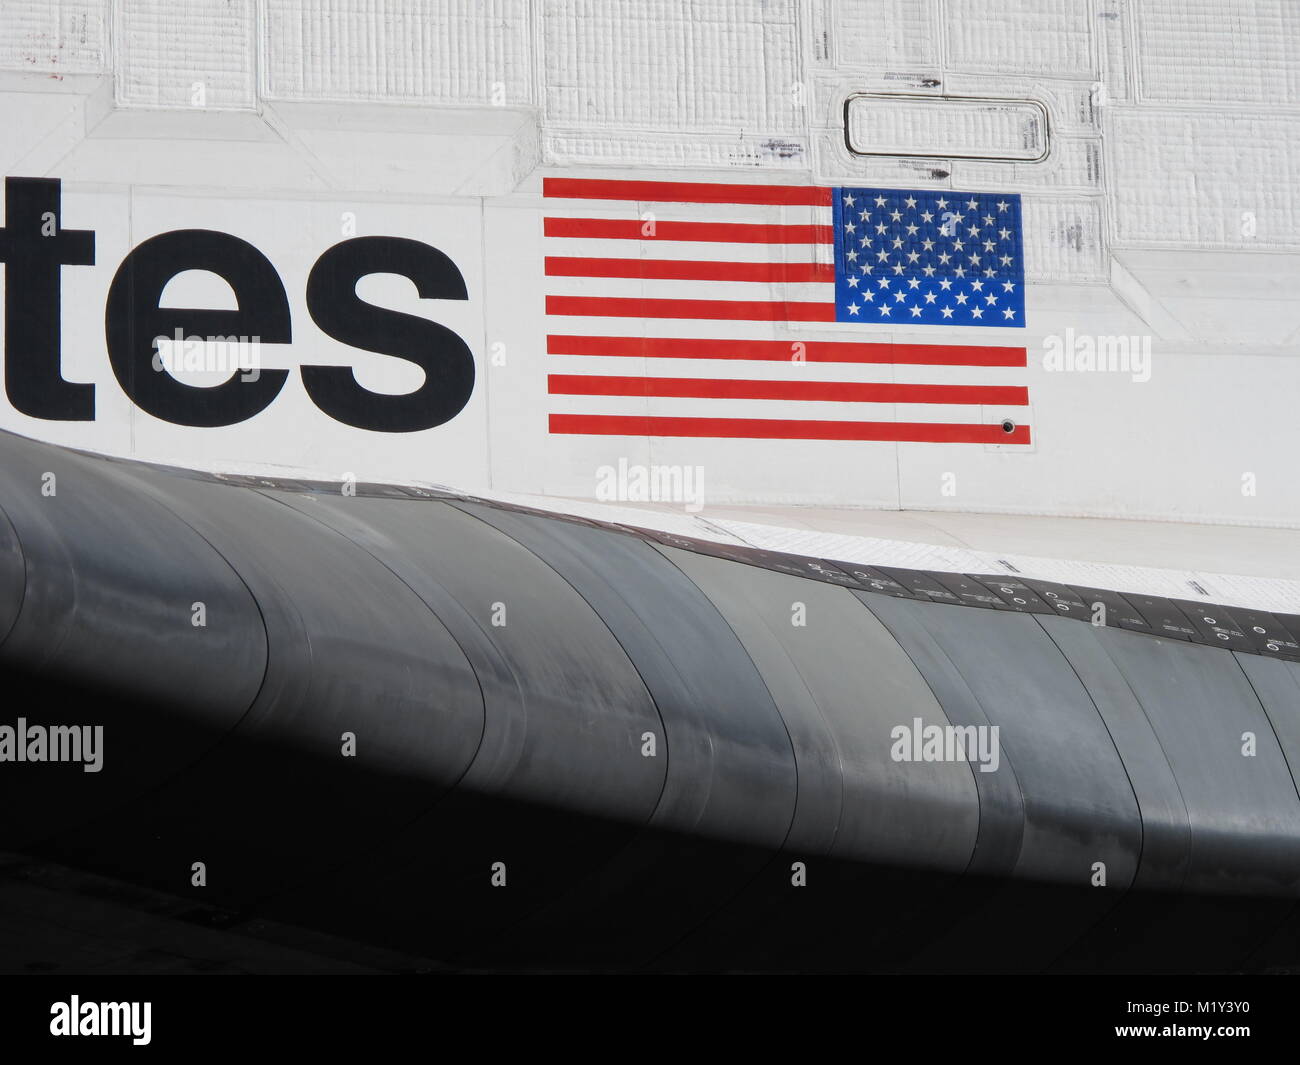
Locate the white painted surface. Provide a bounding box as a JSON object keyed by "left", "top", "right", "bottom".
{"left": 0, "top": 0, "right": 1296, "bottom": 549}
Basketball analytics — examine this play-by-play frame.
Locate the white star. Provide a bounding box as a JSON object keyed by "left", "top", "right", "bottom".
{"left": 941, "top": 306, "right": 954, "bottom": 318}
{"left": 966, "top": 198, "right": 978, "bottom": 210}
{"left": 1000, "top": 255, "right": 1013, "bottom": 266}
{"left": 983, "top": 215, "right": 994, "bottom": 226}
{"left": 999, "top": 228, "right": 1011, "bottom": 240}
{"left": 939, "top": 278, "right": 952, "bottom": 290}
{"left": 921, "top": 210, "right": 934, "bottom": 223}
{"left": 955, "top": 291, "right": 968, "bottom": 305}
{"left": 848, "top": 303, "right": 860, "bottom": 315}
{"left": 906, "top": 251, "right": 920, "bottom": 263}
{"left": 890, "top": 209, "right": 902, "bottom": 222}
{"left": 892, "top": 263, "right": 905, "bottom": 274}
{"left": 846, "top": 249, "right": 858, "bottom": 262}
{"left": 972, "top": 306, "right": 984, "bottom": 318}
{"left": 971, "top": 280, "right": 985, "bottom": 292}
{"left": 877, "top": 250, "right": 890, "bottom": 262}
{"left": 922, "top": 238, "right": 934, "bottom": 251}
{"left": 923, "top": 291, "right": 937, "bottom": 304}
{"left": 892, "top": 237, "right": 903, "bottom": 249}
{"left": 954, "top": 265, "right": 966, "bottom": 278}
{"left": 983, "top": 240, "right": 995, "bottom": 252}
{"left": 938, "top": 252, "right": 951, "bottom": 265}
{"left": 847, "top": 275, "right": 859, "bottom": 287}
{"left": 906, "top": 223, "right": 918, "bottom": 235}
{"left": 905, "top": 196, "right": 917, "bottom": 208}
{"left": 953, "top": 239, "right": 965, "bottom": 251}
{"left": 878, "top": 278, "right": 891, "bottom": 288}
{"left": 968, "top": 225, "right": 980, "bottom": 237}
{"left": 936, "top": 198, "right": 949, "bottom": 209}
{"left": 1002, "top": 307, "right": 1016, "bottom": 319}
{"left": 996, "top": 200, "right": 1008, "bottom": 212}
{"left": 860, "top": 236, "right": 871, "bottom": 247}
{"left": 844, "top": 194, "right": 856, "bottom": 206}
{"left": 909, "top": 305, "right": 922, "bottom": 317}
{"left": 861, "top": 263, "right": 873, "bottom": 274}
{"left": 876, "top": 223, "right": 887, "bottom": 235}
{"left": 879, "top": 304, "right": 892, "bottom": 316}
{"left": 984, "top": 267, "right": 995, "bottom": 278}
{"left": 859, "top": 209, "right": 871, "bottom": 221}
{"left": 874, "top": 195, "right": 887, "bottom": 207}
{"left": 844, "top": 221, "right": 856, "bottom": 233}
{"left": 969, "top": 253, "right": 981, "bottom": 265}
{"left": 894, "top": 290, "right": 906, "bottom": 302}
{"left": 922, "top": 264, "right": 936, "bottom": 277}
{"left": 985, "top": 293, "right": 998, "bottom": 305}
{"left": 907, "top": 277, "right": 921, "bottom": 289}
{"left": 863, "top": 289, "right": 875, "bottom": 301}
{"left": 1002, "top": 280, "right": 1016, "bottom": 292}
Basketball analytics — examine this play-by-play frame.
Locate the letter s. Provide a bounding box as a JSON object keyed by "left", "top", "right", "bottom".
{"left": 301, "top": 237, "right": 475, "bottom": 432}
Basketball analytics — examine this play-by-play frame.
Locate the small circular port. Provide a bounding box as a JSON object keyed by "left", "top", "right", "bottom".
{"left": 1000, "top": 419, "right": 1016, "bottom": 434}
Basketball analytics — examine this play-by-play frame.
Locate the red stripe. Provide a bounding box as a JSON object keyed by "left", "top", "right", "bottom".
{"left": 548, "top": 374, "right": 1028, "bottom": 406}
{"left": 546, "top": 295, "right": 836, "bottom": 322}
{"left": 550, "top": 413, "right": 1032, "bottom": 444}
{"left": 544, "top": 217, "right": 835, "bottom": 244}
{"left": 545, "top": 256, "right": 836, "bottom": 284}
{"left": 543, "top": 177, "right": 833, "bottom": 207}
{"left": 546, "top": 334, "right": 1026, "bottom": 367}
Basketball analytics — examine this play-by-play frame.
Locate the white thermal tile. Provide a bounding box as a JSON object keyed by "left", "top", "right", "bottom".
{"left": 1111, "top": 109, "right": 1300, "bottom": 248}
{"left": 1137, "top": 0, "right": 1300, "bottom": 105}
{"left": 117, "top": 0, "right": 255, "bottom": 109}
{"left": 1095, "top": 0, "right": 1133, "bottom": 103}
{"left": 1021, "top": 197, "right": 1106, "bottom": 280}
{"left": 945, "top": 0, "right": 1095, "bottom": 77}
{"left": 542, "top": 0, "right": 801, "bottom": 133}
{"left": 812, "top": 131, "right": 963, "bottom": 183}
{"left": 545, "top": 129, "right": 810, "bottom": 169}
{"left": 957, "top": 137, "right": 1103, "bottom": 191}
{"left": 263, "top": 0, "right": 533, "bottom": 106}
{"left": 846, "top": 94, "right": 1047, "bottom": 160}
{"left": 0, "top": 0, "right": 107, "bottom": 72}
{"left": 833, "top": 0, "right": 940, "bottom": 71}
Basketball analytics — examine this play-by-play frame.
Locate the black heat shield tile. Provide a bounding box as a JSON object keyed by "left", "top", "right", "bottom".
{"left": 1067, "top": 585, "right": 1152, "bottom": 633}
{"left": 968, "top": 575, "right": 1059, "bottom": 614}
{"left": 1171, "top": 599, "right": 1258, "bottom": 654}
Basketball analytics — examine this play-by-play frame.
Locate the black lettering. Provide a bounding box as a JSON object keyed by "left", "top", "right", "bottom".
{"left": 104, "top": 229, "right": 290, "bottom": 426}
{"left": 302, "top": 236, "right": 474, "bottom": 432}
{"left": 0, "top": 177, "right": 95, "bottom": 419}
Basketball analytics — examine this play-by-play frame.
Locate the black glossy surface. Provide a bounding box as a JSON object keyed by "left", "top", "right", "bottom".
{"left": 1, "top": 430, "right": 1298, "bottom": 972}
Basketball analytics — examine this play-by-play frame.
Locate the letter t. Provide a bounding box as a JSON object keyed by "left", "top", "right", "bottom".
{"left": 0, "top": 177, "right": 95, "bottom": 419}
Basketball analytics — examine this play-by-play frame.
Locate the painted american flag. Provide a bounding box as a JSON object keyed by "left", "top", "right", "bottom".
{"left": 542, "top": 177, "right": 1030, "bottom": 445}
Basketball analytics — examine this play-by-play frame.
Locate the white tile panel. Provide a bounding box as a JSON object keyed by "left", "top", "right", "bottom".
{"left": 0, "top": 0, "right": 107, "bottom": 73}
{"left": 833, "top": 0, "right": 940, "bottom": 71}
{"left": 1111, "top": 109, "right": 1300, "bottom": 247}
{"left": 545, "top": 129, "right": 811, "bottom": 170}
{"left": 116, "top": 0, "right": 256, "bottom": 109}
{"left": 846, "top": 93, "right": 1048, "bottom": 160}
{"left": 1021, "top": 196, "right": 1107, "bottom": 280}
{"left": 1136, "top": 0, "right": 1300, "bottom": 105}
{"left": 542, "top": 0, "right": 801, "bottom": 133}
{"left": 945, "top": 0, "right": 1095, "bottom": 78}
{"left": 1094, "top": 0, "right": 1133, "bottom": 103}
{"left": 263, "top": 0, "right": 533, "bottom": 107}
